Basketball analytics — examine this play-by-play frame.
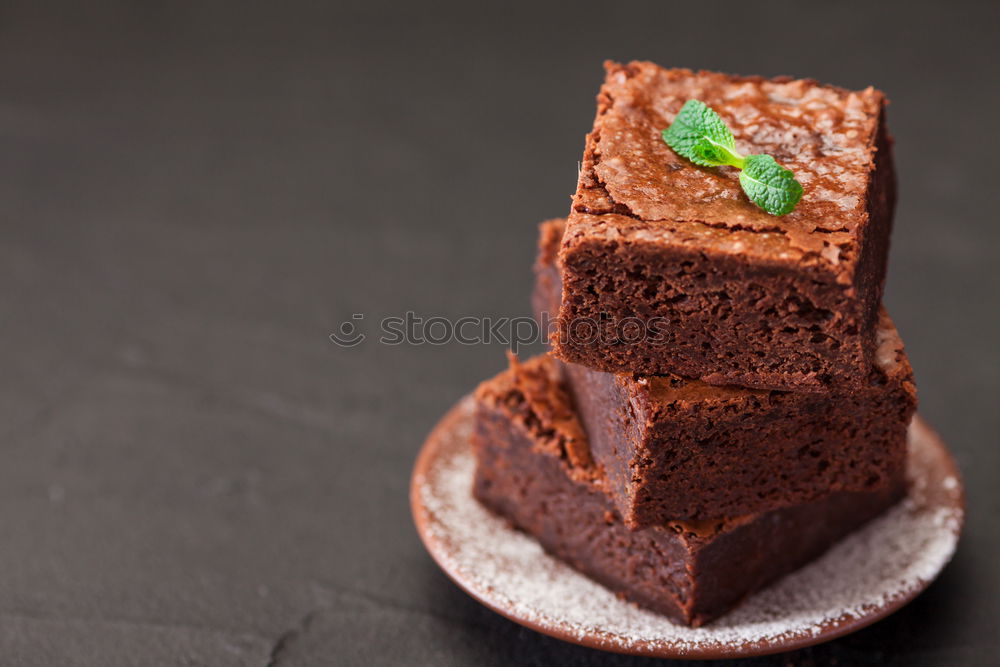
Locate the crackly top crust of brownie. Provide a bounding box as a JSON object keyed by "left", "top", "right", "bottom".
{"left": 474, "top": 352, "right": 594, "bottom": 475}
{"left": 573, "top": 61, "right": 888, "bottom": 268}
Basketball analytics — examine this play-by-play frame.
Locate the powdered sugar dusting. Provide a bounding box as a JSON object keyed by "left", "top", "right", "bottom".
{"left": 415, "top": 399, "right": 963, "bottom": 656}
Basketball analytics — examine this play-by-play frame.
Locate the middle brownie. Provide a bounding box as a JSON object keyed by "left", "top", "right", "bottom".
{"left": 535, "top": 218, "right": 916, "bottom": 525}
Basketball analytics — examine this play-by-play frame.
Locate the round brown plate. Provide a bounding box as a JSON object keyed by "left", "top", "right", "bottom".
{"left": 411, "top": 395, "right": 965, "bottom": 660}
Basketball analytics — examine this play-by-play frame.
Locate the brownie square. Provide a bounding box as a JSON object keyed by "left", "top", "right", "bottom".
{"left": 472, "top": 355, "right": 904, "bottom": 627}
{"left": 536, "top": 218, "right": 916, "bottom": 525}
{"left": 553, "top": 61, "right": 896, "bottom": 392}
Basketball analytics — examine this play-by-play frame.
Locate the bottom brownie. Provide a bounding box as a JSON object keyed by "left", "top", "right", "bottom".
{"left": 472, "top": 354, "right": 905, "bottom": 627}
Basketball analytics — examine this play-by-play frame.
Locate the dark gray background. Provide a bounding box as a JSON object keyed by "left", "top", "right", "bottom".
{"left": 0, "top": 1, "right": 995, "bottom": 665}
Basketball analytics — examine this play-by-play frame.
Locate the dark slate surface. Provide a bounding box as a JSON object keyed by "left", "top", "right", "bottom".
{"left": 0, "top": 1, "right": 995, "bottom": 665}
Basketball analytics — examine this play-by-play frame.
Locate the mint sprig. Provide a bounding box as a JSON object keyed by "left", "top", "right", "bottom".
{"left": 661, "top": 99, "right": 803, "bottom": 216}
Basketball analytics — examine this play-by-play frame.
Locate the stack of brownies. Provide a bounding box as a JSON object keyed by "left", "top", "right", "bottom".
{"left": 470, "top": 61, "right": 917, "bottom": 627}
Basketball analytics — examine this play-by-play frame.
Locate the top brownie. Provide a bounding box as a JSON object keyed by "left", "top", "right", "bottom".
{"left": 553, "top": 61, "right": 896, "bottom": 391}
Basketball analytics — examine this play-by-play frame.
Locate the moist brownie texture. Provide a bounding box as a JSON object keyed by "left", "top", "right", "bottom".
{"left": 536, "top": 218, "right": 916, "bottom": 525}
{"left": 472, "top": 355, "right": 905, "bottom": 626}
{"left": 553, "top": 61, "right": 897, "bottom": 392}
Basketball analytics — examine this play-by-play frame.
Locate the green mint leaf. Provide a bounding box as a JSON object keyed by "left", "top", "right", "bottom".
{"left": 662, "top": 100, "right": 744, "bottom": 168}
{"left": 661, "top": 99, "right": 805, "bottom": 215}
{"left": 738, "top": 154, "right": 804, "bottom": 216}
